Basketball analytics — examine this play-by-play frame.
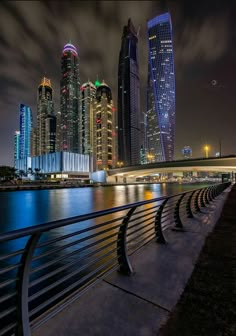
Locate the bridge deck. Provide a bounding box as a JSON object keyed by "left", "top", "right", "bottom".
{"left": 32, "top": 190, "right": 229, "bottom": 336}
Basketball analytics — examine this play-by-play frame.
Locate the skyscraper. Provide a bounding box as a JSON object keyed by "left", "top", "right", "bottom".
{"left": 147, "top": 12, "right": 175, "bottom": 161}
{"left": 80, "top": 81, "right": 96, "bottom": 155}
{"left": 94, "top": 81, "right": 115, "bottom": 170}
{"left": 37, "top": 77, "right": 55, "bottom": 155}
{"left": 118, "top": 18, "right": 141, "bottom": 166}
{"left": 14, "top": 131, "right": 20, "bottom": 166}
{"left": 182, "top": 146, "right": 192, "bottom": 159}
{"left": 19, "top": 104, "right": 33, "bottom": 159}
{"left": 57, "top": 43, "right": 80, "bottom": 153}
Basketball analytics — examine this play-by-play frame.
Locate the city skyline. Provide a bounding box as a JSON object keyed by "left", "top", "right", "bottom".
{"left": 0, "top": 1, "right": 235, "bottom": 165}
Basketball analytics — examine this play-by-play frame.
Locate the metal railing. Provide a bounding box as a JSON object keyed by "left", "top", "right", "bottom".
{"left": 0, "top": 182, "right": 230, "bottom": 336}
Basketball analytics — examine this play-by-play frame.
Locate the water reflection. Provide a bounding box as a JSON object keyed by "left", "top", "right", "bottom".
{"left": 0, "top": 183, "right": 209, "bottom": 233}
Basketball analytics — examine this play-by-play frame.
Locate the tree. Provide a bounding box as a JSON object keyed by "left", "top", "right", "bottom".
{"left": 34, "top": 168, "right": 41, "bottom": 179}
{"left": 0, "top": 166, "right": 17, "bottom": 181}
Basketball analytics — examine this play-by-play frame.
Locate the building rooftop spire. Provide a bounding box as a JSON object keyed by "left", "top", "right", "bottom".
{"left": 39, "top": 77, "right": 52, "bottom": 88}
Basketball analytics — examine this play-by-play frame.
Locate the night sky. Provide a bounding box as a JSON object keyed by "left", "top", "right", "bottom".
{"left": 0, "top": 0, "right": 235, "bottom": 166}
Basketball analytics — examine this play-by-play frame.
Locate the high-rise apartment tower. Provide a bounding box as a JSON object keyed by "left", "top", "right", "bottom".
{"left": 94, "top": 81, "right": 115, "bottom": 170}
{"left": 19, "top": 104, "right": 33, "bottom": 158}
{"left": 118, "top": 18, "right": 141, "bottom": 166}
{"left": 80, "top": 81, "right": 96, "bottom": 155}
{"left": 37, "top": 77, "right": 55, "bottom": 155}
{"left": 57, "top": 43, "right": 80, "bottom": 153}
{"left": 146, "top": 12, "right": 175, "bottom": 161}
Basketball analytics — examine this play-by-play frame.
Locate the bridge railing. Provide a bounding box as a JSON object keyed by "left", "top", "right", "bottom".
{"left": 0, "top": 182, "right": 230, "bottom": 336}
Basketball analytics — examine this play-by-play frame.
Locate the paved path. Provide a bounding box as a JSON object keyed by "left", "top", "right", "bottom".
{"left": 160, "top": 184, "right": 236, "bottom": 336}
{"left": 32, "top": 189, "right": 230, "bottom": 336}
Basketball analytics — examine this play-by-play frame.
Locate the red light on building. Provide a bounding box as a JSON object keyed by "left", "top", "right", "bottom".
{"left": 112, "top": 132, "right": 116, "bottom": 136}
{"left": 112, "top": 106, "right": 116, "bottom": 112}
{"left": 96, "top": 118, "right": 101, "bottom": 124}
{"left": 62, "top": 89, "right": 66, "bottom": 93}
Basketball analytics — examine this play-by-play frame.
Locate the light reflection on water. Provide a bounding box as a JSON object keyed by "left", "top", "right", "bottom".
{"left": 0, "top": 183, "right": 207, "bottom": 233}
{"left": 0, "top": 183, "right": 212, "bottom": 326}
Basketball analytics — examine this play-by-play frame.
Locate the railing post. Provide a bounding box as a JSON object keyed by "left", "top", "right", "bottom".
{"left": 194, "top": 189, "right": 202, "bottom": 212}
{"left": 117, "top": 207, "right": 136, "bottom": 275}
{"left": 203, "top": 187, "right": 210, "bottom": 205}
{"left": 186, "top": 191, "right": 195, "bottom": 218}
{"left": 174, "top": 194, "right": 185, "bottom": 229}
{"left": 16, "top": 233, "right": 41, "bottom": 336}
{"left": 199, "top": 188, "right": 206, "bottom": 208}
{"left": 207, "top": 186, "right": 213, "bottom": 202}
{"left": 212, "top": 185, "right": 217, "bottom": 199}
{"left": 155, "top": 199, "right": 168, "bottom": 244}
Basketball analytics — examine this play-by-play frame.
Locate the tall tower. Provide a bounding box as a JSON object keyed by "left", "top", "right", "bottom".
{"left": 80, "top": 81, "right": 96, "bottom": 155}
{"left": 94, "top": 81, "right": 115, "bottom": 170}
{"left": 19, "top": 104, "right": 33, "bottom": 158}
{"left": 14, "top": 131, "right": 20, "bottom": 166}
{"left": 37, "top": 77, "right": 55, "bottom": 155}
{"left": 58, "top": 43, "right": 80, "bottom": 153}
{"left": 147, "top": 12, "right": 175, "bottom": 161}
{"left": 118, "top": 18, "right": 141, "bottom": 166}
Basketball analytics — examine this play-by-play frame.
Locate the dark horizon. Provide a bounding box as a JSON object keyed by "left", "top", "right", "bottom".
{"left": 0, "top": 0, "right": 235, "bottom": 166}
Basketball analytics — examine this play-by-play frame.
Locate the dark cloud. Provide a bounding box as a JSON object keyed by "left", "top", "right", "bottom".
{"left": 0, "top": 0, "right": 235, "bottom": 165}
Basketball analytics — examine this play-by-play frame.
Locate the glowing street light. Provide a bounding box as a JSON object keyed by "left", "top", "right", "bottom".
{"left": 117, "top": 161, "right": 124, "bottom": 168}
{"left": 204, "top": 145, "right": 210, "bottom": 158}
{"left": 147, "top": 153, "right": 154, "bottom": 163}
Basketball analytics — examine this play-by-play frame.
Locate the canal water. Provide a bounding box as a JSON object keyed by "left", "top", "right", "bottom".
{"left": 0, "top": 183, "right": 211, "bottom": 331}
{"left": 0, "top": 183, "right": 208, "bottom": 233}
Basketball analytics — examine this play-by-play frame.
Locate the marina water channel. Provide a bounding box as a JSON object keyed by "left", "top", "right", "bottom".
{"left": 0, "top": 183, "right": 211, "bottom": 331}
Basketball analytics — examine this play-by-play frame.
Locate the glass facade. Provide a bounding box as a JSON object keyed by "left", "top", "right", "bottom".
{"left": 118, "top": 18, "right": 141, "bottom": 166}
{"left": 147, "top": 12, "right": 175, "bottom": 161}
{"left": 19, "top": 103, "right": 33, "bottom": 159}
{"left": 37, "top": 77, "right": 55, "bottom": 155}
{"left": 14, "top": 131, "right": 20, "bottom": 166}
{"left": 15, "top": 152, "right": 89, "bottom": 174}
{"left": 57, "top": 43, "right": 80, "bottom": 153}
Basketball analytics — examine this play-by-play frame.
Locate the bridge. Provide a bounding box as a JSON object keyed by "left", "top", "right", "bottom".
{"left": 107, "top": 155, "right": 236, "bottom": 183}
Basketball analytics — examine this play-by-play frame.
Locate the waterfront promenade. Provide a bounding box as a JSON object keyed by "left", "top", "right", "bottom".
{"left": 32, "top": 185, "right": 232, "bottom": 335}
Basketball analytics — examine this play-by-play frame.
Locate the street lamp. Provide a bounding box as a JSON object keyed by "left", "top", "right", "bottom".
{"left": 204, "top": 145, "right": 210, "bottom": 158}
{"left": 147, "top": 153, "right": 154, "bottom": 163}
{"left": 117, "top": 161, "right": 124, "bottom": 168}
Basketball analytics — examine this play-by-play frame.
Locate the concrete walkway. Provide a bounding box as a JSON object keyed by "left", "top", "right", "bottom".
{"left": 33, "top": 189, "right": 230, "bottom": 336}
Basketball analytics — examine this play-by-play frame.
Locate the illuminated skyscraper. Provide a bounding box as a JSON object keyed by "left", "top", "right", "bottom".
{"left": 19, "top": 104, "right": 33, "bottom": 158}
{"left": 57, "top": 43, "right": 80, "bottom": 153}
{"left": 94, "top": 81, "right": 115, "bottom": 170}
{"left": 147, "top": 12, "right": 175, "bottom": 161}
{"left": 14, "top": 131, "right": 20, "bottom": 165}
{"left": 118, "top": 18, "right": 141, "bottom": 166}
{"left": 37, "top": 77, "right": 55, "bottom": 155}
{"left": 80, "top": 81, "right": 96, "bottom": 155}
{"left": 182, "top": 146, "right": 192, "bottom": 159}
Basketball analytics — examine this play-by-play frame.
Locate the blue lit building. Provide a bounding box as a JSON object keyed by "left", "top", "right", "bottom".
{"left": 147, "top": 12, "right": 175, "bottom": 161}
{"left": 15, "top": 152, "right": 89, "bottom": 179}
{"left": 19, "top": 103, "right": 33, "bottom": 159}
{"left": 182, "top": 146, "right": 192, "bottom": 159}
{"left": 14, "top": 131, "right": 20, "bottom": 166}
